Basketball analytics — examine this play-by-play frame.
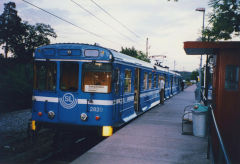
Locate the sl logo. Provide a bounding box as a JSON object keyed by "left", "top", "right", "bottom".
{"left": 60, "top": 93, "right": 77, "bottom": 109}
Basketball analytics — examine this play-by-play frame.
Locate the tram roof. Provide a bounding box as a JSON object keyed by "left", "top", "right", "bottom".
{"left": 35, "top": 43, "right": 180, "bottom": 76}
{"left": 110, "top": 50, "right": 168, "bottom": 72}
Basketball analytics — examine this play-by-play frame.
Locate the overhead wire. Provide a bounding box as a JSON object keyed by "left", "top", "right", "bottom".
{"left": 89, "top": 0, "right": 140, "bottom": 38}
{"left": 70, "top": 0, "right": 136, "bottom": 43}
{"left": 21, "top": 0, "right": 121, "bottom": 46}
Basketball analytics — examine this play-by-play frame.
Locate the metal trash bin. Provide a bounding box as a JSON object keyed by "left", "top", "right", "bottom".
{"left": 192, "top": 104, "right": 208, "bottom": 137}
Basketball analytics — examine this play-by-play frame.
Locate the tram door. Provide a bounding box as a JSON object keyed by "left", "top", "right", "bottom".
{"left": 134, "top": 68, "right": 140, "bottom": 112}
{"left": 58, "top": 62, "right": 79, "bottom": 123}
{"left": 113, "top": 67, "right": 123, "bottom": 121}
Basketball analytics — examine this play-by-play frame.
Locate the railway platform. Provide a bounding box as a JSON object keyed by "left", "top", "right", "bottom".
{"left": 71, "top": 85, "right": 210, "bottom": 164}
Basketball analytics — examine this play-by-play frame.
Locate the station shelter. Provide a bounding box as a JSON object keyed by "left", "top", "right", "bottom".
{"left": 184, "top": 41, "right": 240, "bottom": 163}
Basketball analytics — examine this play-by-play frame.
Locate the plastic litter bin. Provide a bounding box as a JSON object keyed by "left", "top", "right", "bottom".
{"left": 192, "top": 104, "right": 208, "bottom": 137}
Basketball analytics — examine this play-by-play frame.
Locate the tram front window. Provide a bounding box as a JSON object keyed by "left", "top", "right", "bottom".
{"left": 60, "top": 62, "right": 79, "bottom": 91}
{"left": 34, "top": 61, "right": 57, "bottom": 91}
{"left": 82, "top": 63, "right": 112, "bottom": 93}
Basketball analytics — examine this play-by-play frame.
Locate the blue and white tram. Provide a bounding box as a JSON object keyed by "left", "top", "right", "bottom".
{"left": 31, "top": 43, "right": 182, "bottom": 136}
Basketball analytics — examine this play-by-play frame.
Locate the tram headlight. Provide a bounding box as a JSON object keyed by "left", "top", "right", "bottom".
{"left": 48, "top": 111, "right": 55, "bottom": 119}
{"left": 80, "top": 113, "right": 88, "bottom": 121}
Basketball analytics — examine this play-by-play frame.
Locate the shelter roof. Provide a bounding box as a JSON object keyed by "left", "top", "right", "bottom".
{"left": 184, "top": 41, "right": 240, "bottom": 55}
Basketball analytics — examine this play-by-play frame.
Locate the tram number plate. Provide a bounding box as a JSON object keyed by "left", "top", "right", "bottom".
{"left": 89, "top": 106, "right": 103, "bottom": 112}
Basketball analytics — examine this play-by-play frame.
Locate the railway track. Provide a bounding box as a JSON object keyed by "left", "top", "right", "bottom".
{"left": 0, "top": 128, "right": 104, "bottom": 164}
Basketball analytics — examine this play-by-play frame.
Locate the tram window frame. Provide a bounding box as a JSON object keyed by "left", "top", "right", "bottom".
{"left": 34, "top": 61, "right": 57, "bottom": 91}
{"left": 144, "top": 72, "right": 148, "bottom": 90}
{"left": 124, "top": 69, "right": 132, "bottom": 93}
{"left": 224, "top": 65, "right": 239, "bottom": 91}
{"left": 82, "top": 63, "right": 112, "bottom": 93}
{"left": 60, "top": 62, "right": 79, "bottom": 92}
{"left": 149, "top": 73, "right": 152, "bottom": 89}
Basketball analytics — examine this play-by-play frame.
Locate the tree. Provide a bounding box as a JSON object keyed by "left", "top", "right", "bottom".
{"left": 120, "top": 47, "right": 150, "bottom": 63}
{"left": 0, "top": 2, "right": 22, "bottom": 58}
{"left": 11, "top": 22, "right": 57, "bottom": 62}
{"left": 205, "top": 0, "right": 240, "bottom": 41}
{"left": 0, "top": 2, "right": 57, "bottom": 61}
{"left": 0, "top": 2, "right": 57, "bottom": 111}
{"left": 191, "top": 70, "right": 199, "bottom": 82}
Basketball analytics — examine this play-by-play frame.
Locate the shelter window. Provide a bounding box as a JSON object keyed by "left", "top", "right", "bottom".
{"left": 149, "top": 73, "right": 152, "bottom": 89}
{"left": 224, "top": 65, "right": 239, "bottom": 90}
{"left": 144, "top": 73, "right": 148, "bottom": 90}
{"left": 34, "top": 61, "right": 56, "bottom": 91}
{"left": 124, "top": 70, "right": 132, "bottom": 93}
{"left": 82, "top": 63, "right": 112, "bottom": 93}
{"left": 60, "top": 62, "right": 79, "bottom": 91}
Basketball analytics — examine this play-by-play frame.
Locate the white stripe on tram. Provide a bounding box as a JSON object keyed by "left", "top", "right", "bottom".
{"left": 32, "top": 96, "right": 58, "bottom": 102}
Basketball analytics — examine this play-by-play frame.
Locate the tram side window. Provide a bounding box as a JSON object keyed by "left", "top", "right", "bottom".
{"left": 124, "top": 70, "right": 132, "bottom": 93}
{"left": 114, "top": 69, "right": 120, "bottom": 94}
{"left": 60, "top": 62, "right": 79, "bottom": 91}
{"left": 34, "top": 61, "right": 56, "bottom": 91}
{"left": 82, "top": 63, "right": 112, "bottom": 93}
{"left": 224, "top": 65, "right": 239, "bottom": 90}
{"left": 165, "top": 76, "right": 168, "bottom": 88}
{"left": 154, "top": 74, "right": 157, "bottom": 88}
{"left": 149, "top": 73, "right": 152, "bottom": 89}
{"left": 144, "top": 72, "right": 148, "bottom": 90}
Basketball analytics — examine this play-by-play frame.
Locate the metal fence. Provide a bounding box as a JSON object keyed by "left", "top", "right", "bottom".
{"left": 208, "top": 105, "right": 231, "bottom": 164}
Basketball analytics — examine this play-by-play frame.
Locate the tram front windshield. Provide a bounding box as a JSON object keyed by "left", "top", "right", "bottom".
{"left": 34, "top": 61, "right": 57, "bottom": 91}
{"left": 82, "top": 63, "right": 112, "bottom": 93}
{"left": 60, "top": 62, "right": 79, "bottom": 91}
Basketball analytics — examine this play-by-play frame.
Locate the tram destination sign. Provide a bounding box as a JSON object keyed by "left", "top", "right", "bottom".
{"left": 84, "top": 85, "right": 108, "bottom": 93}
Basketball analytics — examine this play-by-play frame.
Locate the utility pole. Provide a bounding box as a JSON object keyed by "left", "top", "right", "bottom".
{"left": 146, "top": 37, "right": 149, "bottom": 57}
{"left": 196, "top": 7, "right": 205, "bottom": 102}
{"left": 174, "top": 60, "right": 176, "bottom": 71}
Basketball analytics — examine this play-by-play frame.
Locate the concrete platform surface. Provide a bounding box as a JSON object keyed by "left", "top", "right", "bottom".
{"left": 71, "top": 85, "right": 210, "bottom": 164}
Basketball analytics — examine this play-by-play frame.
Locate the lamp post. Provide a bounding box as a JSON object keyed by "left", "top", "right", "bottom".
{"left": 196, "top": 7, "right": 205, "bottom": 102}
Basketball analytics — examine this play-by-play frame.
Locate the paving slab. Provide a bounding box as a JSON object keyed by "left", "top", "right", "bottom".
{"left": 72, "top": 85, "right": 210, "bottom": 164}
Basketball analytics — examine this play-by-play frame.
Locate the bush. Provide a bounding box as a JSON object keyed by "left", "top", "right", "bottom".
{"left": 0, "top": 59, "right": 33, "bottom": 113}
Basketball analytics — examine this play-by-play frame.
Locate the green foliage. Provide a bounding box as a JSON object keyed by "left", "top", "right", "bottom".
{"left": 11, "top": 22, "right": 57, "bottom": 62}
{"left": 0, "top": 2, "right": 57, "bottom": 62}
{"left": 191, "top": 70, "right": 199, "bottom": 81}
{"left": 120, "top": 47, "right": 150, "bottom": 63}
{"left": 176, "top": 71, "right": 191, "bottom": 81}
{"left": 0, "top": 2, "right": 23, "bottom": 58}
{"left": 0, "top": 2, "right": 57, "bottom": 112}
{"left": 0, "top": 60, "right": 33, "bottom": 112}
{"left": 205, "top": 0, "right": 240, "bottom": 41}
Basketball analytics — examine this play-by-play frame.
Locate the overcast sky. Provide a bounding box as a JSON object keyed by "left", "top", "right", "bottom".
{"left": 0, "top": 0, "right": 229, "bottom": 71}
